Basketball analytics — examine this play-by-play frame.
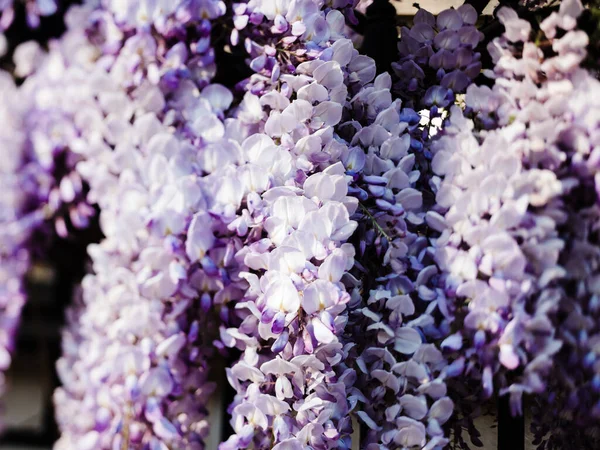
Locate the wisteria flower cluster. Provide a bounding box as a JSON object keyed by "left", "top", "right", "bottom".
{"left": 1, "top": 0, "right": 600, "bottom": 449}
{"left": 430, "top": 0, "right": 600, "bottom": 447}
{"left": 0, "top": 72, "right": 32, "bottom": 405}
{"left": 393, "top": 4, "right": 483, "bottom": 109}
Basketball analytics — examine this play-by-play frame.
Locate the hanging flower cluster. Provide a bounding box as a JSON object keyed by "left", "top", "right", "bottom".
{"left": 336, "top": 69, "right": 455, "bottom": 450}
{"left": 0, "top": 72, "right": 32, "bottom": 406}
{"left": 1, "top": 0, "right": 600, "bottom": 449}
{"left": 218, "top": 5, "right": 372, "bottom": 449}
{"left": 429, "top": 0, "right": 600, "bottom": 447}
{"left": 50, "top": 2, "right": 235, "bottom": 448}
{"left": 0, "top": 4, "right": 96, "bottom": 421}
{"left": 392, "top": 5, "right": 483, "bottom": 109}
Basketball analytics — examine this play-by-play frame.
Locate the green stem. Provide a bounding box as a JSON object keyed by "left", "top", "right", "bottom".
{"left": 359, "top": 202, "right": 393, "bottom": 242}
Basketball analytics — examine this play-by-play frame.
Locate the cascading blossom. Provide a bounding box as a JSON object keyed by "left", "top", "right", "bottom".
{"left": 392, "top": 5, "right": 483, "bottom": 109}
{"left": 428, "top": 3, "right": 600, "bottom": 447}
{"left": 48, "top": 2, "right": 234, "bottom": 449}
{"left": 330, "top": 7, "right": 486, "bottom": 445}
{"left": 493, "top": 1, "right": 600, "bottom": 447}
{"left": 0, "top": 4, "right": 97, "bottom": 422}
{"left": 336, "top": 70, "right": 455, "bottom": 450}
{"left": 216, "top": 5, "right": 378, "bottom": 445}
{"left": 0, "top": 72, "right": 36, "bottom": 413}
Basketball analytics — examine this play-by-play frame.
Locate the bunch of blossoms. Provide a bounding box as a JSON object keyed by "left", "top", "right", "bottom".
{"left": 428, "top": 0, "right": 596, "bottom": 435}
{"left": 204, "top": 3, "right": 401, "bottom": 448}
{"left": 330, "top": 10, "right": 485, "bottom": 444}
{"left": 334, "top": 69, "right": 456, "bottom": 450}
{"left": 0, "top": 3, "right": 99, "bottom": 420}
{"left": 507, "top": 1, "right": 600, "bottom": 447}
{"left": 0, "top": 72, "right": 38, "bottom": 417}
{"left": 392, "top": 5, "right": 483, "bottom": 111}
{"left": 43, "top": 1, "right": 249, "bottom": 448}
